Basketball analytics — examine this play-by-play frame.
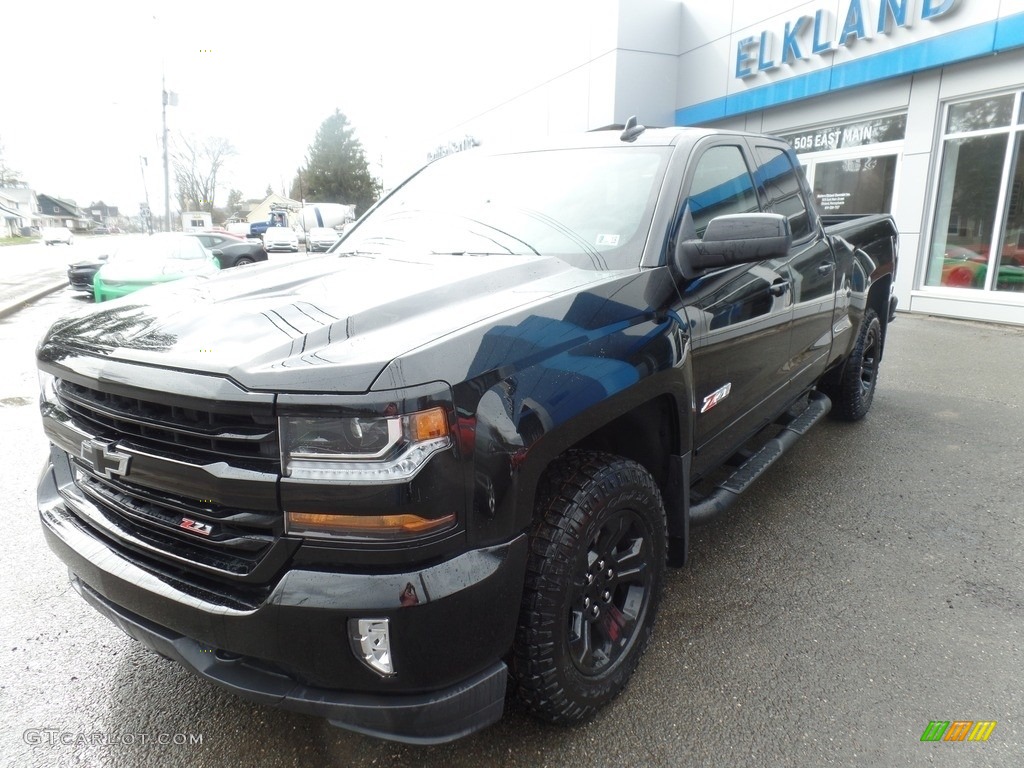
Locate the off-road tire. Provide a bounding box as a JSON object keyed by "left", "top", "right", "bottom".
{"left": 514, "top": 450, "right": 666, "bottom": 724}
{"left": 823, "top": 309, "right": 881, "bottom": 421}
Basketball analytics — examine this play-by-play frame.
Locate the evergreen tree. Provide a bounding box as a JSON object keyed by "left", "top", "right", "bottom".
{"left": 292, "top": 110, "right": 380, "bottom": 214}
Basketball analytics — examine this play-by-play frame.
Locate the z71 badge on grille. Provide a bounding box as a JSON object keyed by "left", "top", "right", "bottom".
{"left": 180, "top": 518, "right": 213, "bottom": 536}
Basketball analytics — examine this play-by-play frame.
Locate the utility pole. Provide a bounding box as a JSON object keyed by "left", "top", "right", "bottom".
{"left": 162, "top": 76, "right": 177, "bottom": 232}
{"left": 140, "top": 156, "right": 153, "bottom": 234}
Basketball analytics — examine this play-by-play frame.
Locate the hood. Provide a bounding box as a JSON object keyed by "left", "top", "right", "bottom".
{"left": 263, "top": 228, "right": 298, "bottom": 241}
{"left": 39, "top": 252, "right": 619, "bottom": 393}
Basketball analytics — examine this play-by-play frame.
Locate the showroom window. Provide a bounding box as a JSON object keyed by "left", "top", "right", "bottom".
{"left": 925, "top": 92, "right": 1024, "bottom": 292}
{"left": 779, "top": 114, "right": 905, "bottom": 216}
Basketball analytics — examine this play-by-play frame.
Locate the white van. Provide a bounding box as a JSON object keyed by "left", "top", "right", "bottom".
{"left": 41, "top": 226, "right": 73, "bottom": 245}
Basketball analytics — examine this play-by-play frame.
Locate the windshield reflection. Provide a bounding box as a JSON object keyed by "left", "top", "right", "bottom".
{"left": 338, "top": 146, "right": 672, "bottom": 270}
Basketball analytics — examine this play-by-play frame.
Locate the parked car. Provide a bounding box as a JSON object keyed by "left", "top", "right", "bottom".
{"left": 92, "top": 234, "right": 221, "bottom": 302}
{"left": 262, "top": 226, "right": 299, "bottom": 253}
{"left": 185, "top": 231, "right": 267, "bottom": 268}
{"left": 91, "top": 226, "right": 110, "bottom": 235}
{"left": 41, "top": 226, "right": 74, "bottom": 245}
{"left": 305, "top": 226, "right": 342, "bottom": 252}
{"left": 67, "top": 254, "right": 111, "bottom": 294}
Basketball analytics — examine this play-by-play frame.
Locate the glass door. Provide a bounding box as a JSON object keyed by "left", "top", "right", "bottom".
{"left": 925, "top": 92, "right": 1024, "bottom": 293}
{"left": 779, "top": 114, "right": 906, "bottom": 218}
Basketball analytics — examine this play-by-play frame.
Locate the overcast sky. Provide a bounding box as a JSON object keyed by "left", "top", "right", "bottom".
{"left": 3, "top": 0, "right": 567, "bottom": 215}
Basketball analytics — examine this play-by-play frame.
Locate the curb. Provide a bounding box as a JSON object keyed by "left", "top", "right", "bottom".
{"left": 0, "top": 280, "right": 69, "bottom": 321}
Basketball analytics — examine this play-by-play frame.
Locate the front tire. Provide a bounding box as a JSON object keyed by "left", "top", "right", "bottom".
{"left": 514, "top": 450, "right": 666, "bottom": 724}
{"left": 822, "top": 309, "right": 881, "bottom": 421}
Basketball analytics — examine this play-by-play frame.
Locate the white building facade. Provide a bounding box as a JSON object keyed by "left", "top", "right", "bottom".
{"left": 441, "top": 0, "right": 1024, "bottom": 326}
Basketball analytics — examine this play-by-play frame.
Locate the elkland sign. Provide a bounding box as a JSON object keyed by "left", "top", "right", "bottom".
{"left": 736, "top": 0, "right": 961, "bottom": 78}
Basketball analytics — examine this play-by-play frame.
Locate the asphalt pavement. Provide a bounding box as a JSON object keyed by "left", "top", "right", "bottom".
{"left": 0, "top": 240, "right": 81, "bottom": 319}
{"left": 0, "top": 281, "right": 1021, "bottom": 767}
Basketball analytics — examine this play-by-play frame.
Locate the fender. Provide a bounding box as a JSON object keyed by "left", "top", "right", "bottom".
{"left": 453, "top": 276, "right": 694, "bottom": 551}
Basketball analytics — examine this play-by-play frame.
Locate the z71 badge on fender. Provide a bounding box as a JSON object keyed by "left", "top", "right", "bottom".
{"left": 701, "top": 383, "right": 732, "bottom": 414}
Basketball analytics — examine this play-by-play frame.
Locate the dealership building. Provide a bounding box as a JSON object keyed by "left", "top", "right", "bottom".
{"left": 439, "top": 0, "right": 1024, "bottom": 326}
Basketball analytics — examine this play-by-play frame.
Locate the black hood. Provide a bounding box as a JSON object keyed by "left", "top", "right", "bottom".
{"left": 39, "top": 252, "right": 621, "bottom": 392}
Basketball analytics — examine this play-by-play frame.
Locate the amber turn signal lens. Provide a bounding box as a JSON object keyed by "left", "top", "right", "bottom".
{"left": 286, "top": 511, "right": 456, "bottom": 538}
{"left": 406, "top": 407, "right": 448, "bottom": 441}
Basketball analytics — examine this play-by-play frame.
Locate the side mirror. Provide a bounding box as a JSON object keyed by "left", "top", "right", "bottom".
{"left": 211, "top": 249, "right": 223, "bottom": 257}
{"left": 677, "top": 213, "right": 792, "bottom": 273}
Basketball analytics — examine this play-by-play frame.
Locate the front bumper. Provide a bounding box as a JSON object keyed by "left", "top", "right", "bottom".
{"left": 71, "top": 574, "right": 509, "bottom": 744}
{"left": 92, "top": 278, "right": 146, "bottom": 302}
{"left": 38, "top": 459, "right": 528, "bottom": 743}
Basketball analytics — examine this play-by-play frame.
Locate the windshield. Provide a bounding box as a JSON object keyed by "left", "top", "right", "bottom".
{"left": 337, "top": 146, "right": 672, "bottom": 270}
{"left": 109, "top": 236, "right": 210, "bottom": 262}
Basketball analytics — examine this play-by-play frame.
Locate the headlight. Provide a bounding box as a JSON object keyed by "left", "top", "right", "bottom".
{"left": 279, "top": 407, "right": 451, "bottom": 485}
{"left": 38, "top": 370, "right": 58, "bottom": 405}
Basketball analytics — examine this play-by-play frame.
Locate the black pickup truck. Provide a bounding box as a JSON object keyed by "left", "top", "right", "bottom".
{"left": 36, "top": 124, "right": 897, "bottom": 744}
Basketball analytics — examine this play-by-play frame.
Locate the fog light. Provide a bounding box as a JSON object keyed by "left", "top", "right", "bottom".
{"left": 349, "top": 618, "right": 394, "bottom": 676}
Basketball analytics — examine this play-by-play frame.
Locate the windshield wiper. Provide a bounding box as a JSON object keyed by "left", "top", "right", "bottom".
{"left": 429, "top": 251, "right": 532, "bottom": 256}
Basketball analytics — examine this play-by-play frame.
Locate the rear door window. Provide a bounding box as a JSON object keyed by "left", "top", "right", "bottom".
{"left": 754, "top": 146, "right": 813, "bottom": 240}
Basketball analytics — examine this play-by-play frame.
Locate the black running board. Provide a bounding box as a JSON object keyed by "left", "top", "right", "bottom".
{"left": 688, "top": 391, "right": 832, "bottom": 526}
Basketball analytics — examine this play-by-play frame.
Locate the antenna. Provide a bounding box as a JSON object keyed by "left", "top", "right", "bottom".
{"left": 620, "top": 116, "right": 646, "bottom": 142}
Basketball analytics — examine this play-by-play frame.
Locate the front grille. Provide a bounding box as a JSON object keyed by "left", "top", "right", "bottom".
{"left": 57, "top": 379, "right": 279, "bottom": 472}
{"left": 53, "top": 376, "right": 286, "bottom": 583}
{"left": 73, "top": 465, "right": 278, "bottom": 577}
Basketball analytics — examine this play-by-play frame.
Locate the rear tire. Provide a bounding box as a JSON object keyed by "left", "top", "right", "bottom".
{"left": 234, "top": 256, "right": 254, "bottom": 266}
{"left": 514, "top": 450, "right": 666, "bottom": 724}
{"left": 822, "top": 309, "right": 881, "bottom": 421}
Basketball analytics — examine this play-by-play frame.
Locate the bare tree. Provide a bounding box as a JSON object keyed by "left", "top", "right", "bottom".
{"left": 172, "top": 135, "right": 236, "bottom": 213}
{"left": 0, "top": 139, "right": 22, "bottom": 186}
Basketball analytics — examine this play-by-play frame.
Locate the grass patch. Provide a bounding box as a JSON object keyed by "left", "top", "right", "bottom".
{"left": 0, "top": 235, "right": 40, "bottom": 247}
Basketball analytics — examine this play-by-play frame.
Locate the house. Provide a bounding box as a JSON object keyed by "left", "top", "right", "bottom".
{"left": 0, "top": 183, "right": 40, "bottom": 236}
{"left": 36, "top": 194, "right": 92, "bottom": 231}
{"left": 0, "top": 190, "right": 26, "bottom": 237}
{"left": 87, "top": 200, "right": 127, "bottom": 230}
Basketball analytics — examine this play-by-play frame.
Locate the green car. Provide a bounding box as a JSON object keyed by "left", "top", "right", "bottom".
{"left": 93, "top": 234, "right": 221, "bottom": 302}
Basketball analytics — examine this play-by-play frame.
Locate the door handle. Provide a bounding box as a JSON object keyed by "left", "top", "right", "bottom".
{"left": 768, "top": 280, "right": 790, "bottom": 297}
{"left": 817, "top": 262, "right": 836, "bottom": 275}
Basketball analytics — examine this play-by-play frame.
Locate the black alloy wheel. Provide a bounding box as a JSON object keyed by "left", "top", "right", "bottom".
{"left": 822, "top": 308, "right": 882, "bottom": 421}
{"left": 515, "top": 450, "right": 666, "bottom": 724}
{"left": 568, "top": 508, "right": 657, "bottom": 676}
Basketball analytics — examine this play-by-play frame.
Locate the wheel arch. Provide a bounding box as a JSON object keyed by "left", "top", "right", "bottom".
{"left": 866, "top": 272, "right": 892, "bottom": 359}
{"left": 507, "top": 383, "right": 692, "bottom": 563}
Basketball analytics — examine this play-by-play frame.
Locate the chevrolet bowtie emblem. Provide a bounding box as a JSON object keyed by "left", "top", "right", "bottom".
{"left": 80, "top": 440, "right": 131, "bottom": 480}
